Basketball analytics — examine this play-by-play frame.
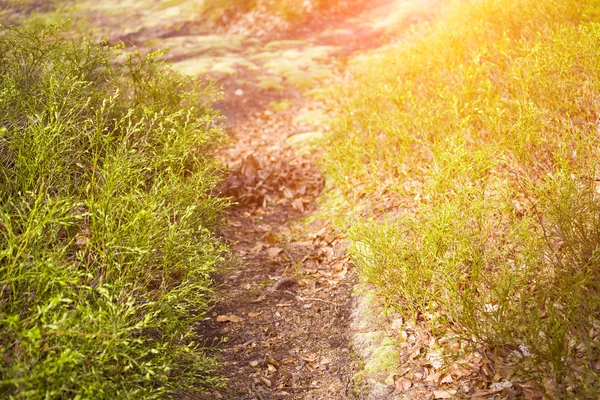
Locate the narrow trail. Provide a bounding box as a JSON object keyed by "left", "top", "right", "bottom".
{"left": 53, "top": 1, "right": 440, "bottom": 398}
{"left": 201, "top": 104, "right": 355, "bottom": 399}
{"left": 204, "top": 111, "right": 358, "bottom": 398}
{"left": 191, "top": 3, "right": 438, "bottom": 398}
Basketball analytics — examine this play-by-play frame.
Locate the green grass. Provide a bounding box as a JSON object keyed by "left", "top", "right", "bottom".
{"left": 327, "top": 0, "right": 600, "bottom": 396}
{"left": 0, "top": 24, "right": 227, "bottom": 398}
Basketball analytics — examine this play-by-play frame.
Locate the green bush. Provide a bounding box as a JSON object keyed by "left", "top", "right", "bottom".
{"left": 0, "top": 24, "right": 227, "bottom": 398}
{"left": 329, "top": 0, "right": 600, "bottom": 396}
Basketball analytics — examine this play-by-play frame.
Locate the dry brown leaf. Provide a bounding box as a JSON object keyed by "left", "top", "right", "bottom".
{"left": 266, "top": 357, "right": 279, "bottom": 366}
{"left": 216, "top": 314, "right": 244, "bottom": 323}
{"left": 283, "top": 187, "right": 295, "bottom": 199}
{"left": 299, "top": 354, "right": 317, "bottom": 363}
{"left": 434, "top": 389, "right": 457, "bottom": 399}
{"left": 395, "top": 378, "right": 412, "bottom": 392}
{"left": 251, "top": 294, "right": 266, "bottom": 303}
{"left": 440, "top": 373, "right": 454, "bottom": 384}
{"left": 251, "top": 243, "right": 264, "bottom": 254}
{"left": 426, "top": 371, "right": 441, "bottom": 382}
{"left": 248, "top": 312, "right": 262, "bottom": 318}
{"left": 259, "top": 376, "right": 272, "bottom": 387}
{"left": 263, "top": 231, "right": 281, "bottom": 243}
{"left": 291, "top": 198, "right": 304, "bottom": 212}
{"left": 241, "top": 154, "right": 261, "bottom": 180}
{"left": 429, "top": 349, "right": 444, "bottom": 370}
{"left": 451, "top": 364, "right": 472, "bottom": 379}
{"left": 315, "top": 226, "right": 328, "bottom": 238}
{"left": 267, "top": 247, "right": 283, "bottom": 258}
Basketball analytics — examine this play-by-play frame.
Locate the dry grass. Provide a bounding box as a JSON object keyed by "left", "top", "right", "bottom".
{"left": 327, "top": 0, "right": 600, "bottom": 396}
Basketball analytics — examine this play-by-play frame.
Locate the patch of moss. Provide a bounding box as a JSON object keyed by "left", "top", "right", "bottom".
{"left": 363, "top": 338, "right": 400, "bottom": 374}
{"left": 268, "top": 98, "right": 293, "bottom": 112}
{"left": 257, "top": 75, "right": 285, "bottom": 90}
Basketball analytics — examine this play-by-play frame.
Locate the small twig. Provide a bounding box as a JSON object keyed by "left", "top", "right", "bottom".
{"left": 513, "top": 172, "right": 567, "bottom": 271}
{"left": 269, "top": 277, "right": 297, "bottom": 292}
{"left": 277, "top": 385, "right": 321, "bottom": 392}
{"left": 269, "top": 307, "right": 278, "bottom": 333}
{"left": 302, "top": 297, "right": 339, "bottom": 307}
{"left": 251, "top": 382, "right": 266, "bottom": 400}
{"left": 283, "top": 290, "right": 340, "bottom": 312}
{"left": 344, "top": 374, "right": 351, "bottom": 396}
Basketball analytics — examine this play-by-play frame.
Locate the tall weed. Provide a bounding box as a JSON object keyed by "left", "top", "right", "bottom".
{"left": 0, "top": 24, "right": 226, "bottom": 398}
{"left": 331, "top": 0, "right": 600, "bottom": 395}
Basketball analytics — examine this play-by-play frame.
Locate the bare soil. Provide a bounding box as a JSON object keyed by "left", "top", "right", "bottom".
{"left": 202, "top": 77, "right": 360, "bottom": 400}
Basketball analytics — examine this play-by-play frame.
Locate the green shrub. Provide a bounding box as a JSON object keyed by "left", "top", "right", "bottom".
{"left": 0, "top": 24, "right": 227, "bottom": 398}
{"left": 329, "top": 0, "right": 600, "bottom": 395}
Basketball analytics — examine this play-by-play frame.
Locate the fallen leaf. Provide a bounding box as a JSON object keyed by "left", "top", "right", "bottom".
{"left": 429, "top": 349, "right": 444, "bottom": 370}
{"left": 451, "top": 364, "right": 472, "bottom": 379}
{"left": 266, "top": 357, "right": 279, "bottom": 366}
{"left": 299, "top": 354, "right": 317, "bottom": 363}
{"left": 490, "top": 381, "right": 513, "bottom": 392}
{"left": 291, "top": 198, "right": 304, "bottom": 212}
{"left": 267, "top": 247, "right": 283, "bottom": 258}
{"left": 259, "top": 376, "right": 272, "bottom": 387}
{"left": 263, "top": 231, "right": 281, "bottom": 243}
{"left": 434, "top": 389, "right": 457, "bottom": 399}
{"left": 395, "top": 378, "right": 412, "bottom": 392}
{"left": 251, "top": 243, "right": 264, "bottom": 254}
{"left": 440, "top": 373, "right": 454, "bottom": 384}
{"left": 248, "top": 312, "right": 262, "bottom": 318}
{"left": 216, "top": 314, "right": 243, "bottom": 323}
{"left": 283, "top": 187, "right": 295, "bottom": 199}
{"left": 426, "top": 371, "right": 441, "bottom": 382}
{"left": 315, "top": 226, "right": 328, "bottom": 238}
{"left": 241, "top": 154, "right": 261, "bottom": 180}
{"left": 251, "top": 295, "right": 266, "bottom": 303}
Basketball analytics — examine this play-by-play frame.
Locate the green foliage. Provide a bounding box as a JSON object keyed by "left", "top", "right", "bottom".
{"left": 0, "top": 24, "right": 227, "bottom": 398}
{"left": 329, "top": 0, "right": 600, "bottom": 395}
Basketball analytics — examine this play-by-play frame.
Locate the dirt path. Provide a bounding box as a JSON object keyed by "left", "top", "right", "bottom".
{"left": 202, "top": 106, "right": 359, "bottom": 398}
{"left": 186, "top": 3, "right": 439, "bottom": 398}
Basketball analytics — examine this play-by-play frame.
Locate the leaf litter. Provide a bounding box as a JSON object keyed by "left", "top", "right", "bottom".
{"left": 201, "top": 38, "right": 362, "bottom": 399}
